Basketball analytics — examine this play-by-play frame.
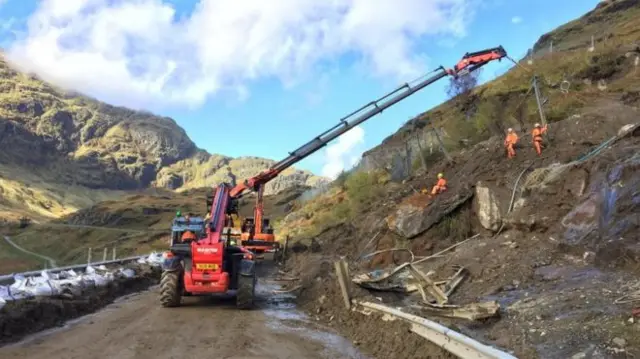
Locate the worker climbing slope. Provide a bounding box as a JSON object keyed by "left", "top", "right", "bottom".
{"left": 504, "top": 128, "right": 519, "bottom": 158}
{"left": 431, "top": 173, "right": 448, "bottom": 195}
{"left": 532, "top": 123, "right": 549, "bottom": 156}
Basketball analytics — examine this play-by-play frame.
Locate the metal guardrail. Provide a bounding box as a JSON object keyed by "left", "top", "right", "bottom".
{"left": 356, "top": 301, "right": 518, "bottom": 359}
{"left": 0, "top": 254, "right": 152, "bottom": 285}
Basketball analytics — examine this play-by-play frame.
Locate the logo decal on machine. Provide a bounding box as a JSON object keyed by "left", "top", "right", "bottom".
{"left": 196, "top": 247, "right": 219, "bottom": 254}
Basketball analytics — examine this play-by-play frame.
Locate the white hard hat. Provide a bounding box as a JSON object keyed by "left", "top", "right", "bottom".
{"left": 534, "top": 123, "right": 541, "bottom": 127}
{"left": 507, "top": 128, "right": 513, "bottom": 132}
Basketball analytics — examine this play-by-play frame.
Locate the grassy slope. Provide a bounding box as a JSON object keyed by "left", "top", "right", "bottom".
{"left": 0, "top": 237, "right": 42, "bottom": 274}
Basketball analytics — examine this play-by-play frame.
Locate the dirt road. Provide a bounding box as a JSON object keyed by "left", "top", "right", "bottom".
{"left": 0, "top": 271, "right": 366, "bottom": 359}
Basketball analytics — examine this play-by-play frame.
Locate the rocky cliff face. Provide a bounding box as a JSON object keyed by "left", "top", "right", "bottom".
{"left": 0, "top": 54, "right": 326, "bottom": 196}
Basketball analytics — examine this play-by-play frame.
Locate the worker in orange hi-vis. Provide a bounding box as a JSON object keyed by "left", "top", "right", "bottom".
{"left": 531, "top": 123, "right": 548, "bottom": 156}
{"left": 504, "top": 128, "right": 519, "bottom": 159}
{"left": 181, "top": 230, "right": 197, "bottom": 242}
{"left": 431, "top": 173, "right": 448, "bottom": 195}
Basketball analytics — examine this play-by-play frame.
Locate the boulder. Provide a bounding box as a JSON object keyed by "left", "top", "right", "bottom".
{"left": 386, "top": 189, "right": 473, "bottom": 238}
{"left": 473, "top": 182, "right": 503, "bottom": 231}
{"left": 473, "top": 181, "right": 513, "bottom": 232}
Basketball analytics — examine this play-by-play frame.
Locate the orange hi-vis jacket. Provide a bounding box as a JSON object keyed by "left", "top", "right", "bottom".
{"left": 504, "top": 133, "right": 518, "bottom": 146}
{"left": 532, "top": 126, "right": 547, "bottom": 142}
{"left": 435, "top": 178, "right": 447, "bottom": 190}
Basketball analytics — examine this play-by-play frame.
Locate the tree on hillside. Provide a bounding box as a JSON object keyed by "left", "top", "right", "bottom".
{"left": 446, "top": 68, "right": 483, "bottom": 99}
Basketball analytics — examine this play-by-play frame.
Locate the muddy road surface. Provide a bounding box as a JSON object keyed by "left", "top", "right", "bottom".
{"left": 0, "top": 263, "right": 366, "bottom": 359}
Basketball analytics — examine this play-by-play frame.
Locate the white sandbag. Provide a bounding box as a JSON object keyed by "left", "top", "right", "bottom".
{"left": 30, "top": 281, "right": 58, "bottom": 297}
{"left": 88, "top": 272, "right": 110, "bottom": 287}
{"left": 8, "top": 275, "right": 57, "bottom": 297}
{"left": 119, "top": 268, "right": 136, "bottom": 278}
{"left": 62, "top": 269, "right": 79, "bottom": 278}
{"left": 146, "top": 253, "right": 163, "bottom": 265}
{"left": 9, "top": 275, "right": 31, "bottom": 300}
{"left": 0, "top": 285, "right": 12, "bottom": 302}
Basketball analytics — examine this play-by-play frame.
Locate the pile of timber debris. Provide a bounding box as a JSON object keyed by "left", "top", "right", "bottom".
{"left": 351, "top": 235, "right": 500, "bottom": 322}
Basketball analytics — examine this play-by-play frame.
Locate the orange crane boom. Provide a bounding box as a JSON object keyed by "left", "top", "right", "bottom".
{"left": 207, "top": 46, "right": 508, "bottom": 253}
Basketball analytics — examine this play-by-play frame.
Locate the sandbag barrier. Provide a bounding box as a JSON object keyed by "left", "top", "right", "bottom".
{"left": 0, "top": 253, "right": 164, "bottom": 310}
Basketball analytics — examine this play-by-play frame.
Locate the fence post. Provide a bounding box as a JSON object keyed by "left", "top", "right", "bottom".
{"left": 87, "top": 247, "right": 92, "bottom": 264}
{"left": 113, "top": 247, "right": 117, "bottom": 260}
{"left": 103, "top": 248, "right": 108, "bottom": 261}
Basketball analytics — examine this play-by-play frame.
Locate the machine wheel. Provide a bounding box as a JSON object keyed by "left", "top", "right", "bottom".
{"left": 160, "top": 271, "right": 182, "bottom": 307}
{"left": 236, "top": 273, "right": 256, "bottom": 309}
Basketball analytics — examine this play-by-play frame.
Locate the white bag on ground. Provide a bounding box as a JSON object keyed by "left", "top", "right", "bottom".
{"left": 119, "top": 268, "right": 136, "bottom": 278}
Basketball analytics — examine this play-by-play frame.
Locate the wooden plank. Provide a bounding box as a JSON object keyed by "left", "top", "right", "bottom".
{"left": 334, "top": 258, "right": 351, "bottom": 309}
{"left": 409, "top": 264, "right": 448, "bottom": 305}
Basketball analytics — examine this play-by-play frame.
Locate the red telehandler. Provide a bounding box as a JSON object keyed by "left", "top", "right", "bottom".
{"left": 159, "top": 46, "right": 508, "bottom": 309}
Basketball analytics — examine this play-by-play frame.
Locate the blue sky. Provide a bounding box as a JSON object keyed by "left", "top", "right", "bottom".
{"left": 0, "top": 0, "right": 599, "bottom": 178}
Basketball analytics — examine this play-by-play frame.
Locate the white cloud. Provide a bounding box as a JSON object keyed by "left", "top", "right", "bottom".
{"left": 321, "top": 126, "right": 365, "bottom": 179}
{"left": 511, "top": 16, "right": 522, "bottom": 24}
{"left": 6, "top": 0, "right": 478, "bottom": 110}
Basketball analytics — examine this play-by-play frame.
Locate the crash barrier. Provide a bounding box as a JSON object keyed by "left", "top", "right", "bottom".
{"left": 355, "top": 301, "right": 519, "bottom": 359}
{"left": 0, "top": 252, "right": 164, "bottom": 310}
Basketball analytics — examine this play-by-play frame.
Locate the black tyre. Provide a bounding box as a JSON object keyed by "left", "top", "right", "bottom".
{"left": 160, "top": 271, "right": 182, "bottom": 307}
{"left": 236, "top": 273, "right": 256, "bottom": 309}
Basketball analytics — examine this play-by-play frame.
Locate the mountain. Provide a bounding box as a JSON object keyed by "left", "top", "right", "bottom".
{"left": 0, "top": 54, "right": 327, "bottom": 220}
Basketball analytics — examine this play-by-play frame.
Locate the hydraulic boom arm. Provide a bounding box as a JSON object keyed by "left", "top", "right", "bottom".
{"left": 229, "top": 46, "right": 507, "bottom": 199}
{"left": 206, "top": 46, "right": 507, "bottom": 244}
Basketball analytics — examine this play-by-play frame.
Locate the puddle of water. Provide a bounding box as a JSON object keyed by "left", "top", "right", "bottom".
{"left": 265, "top": 315, "right": 369, "bottom": 359}
{"left": 259, "top": 281, "right": 368, "bottom": 359}
{"left": 534, "top": 265, "right": 604, "bottom": 283}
